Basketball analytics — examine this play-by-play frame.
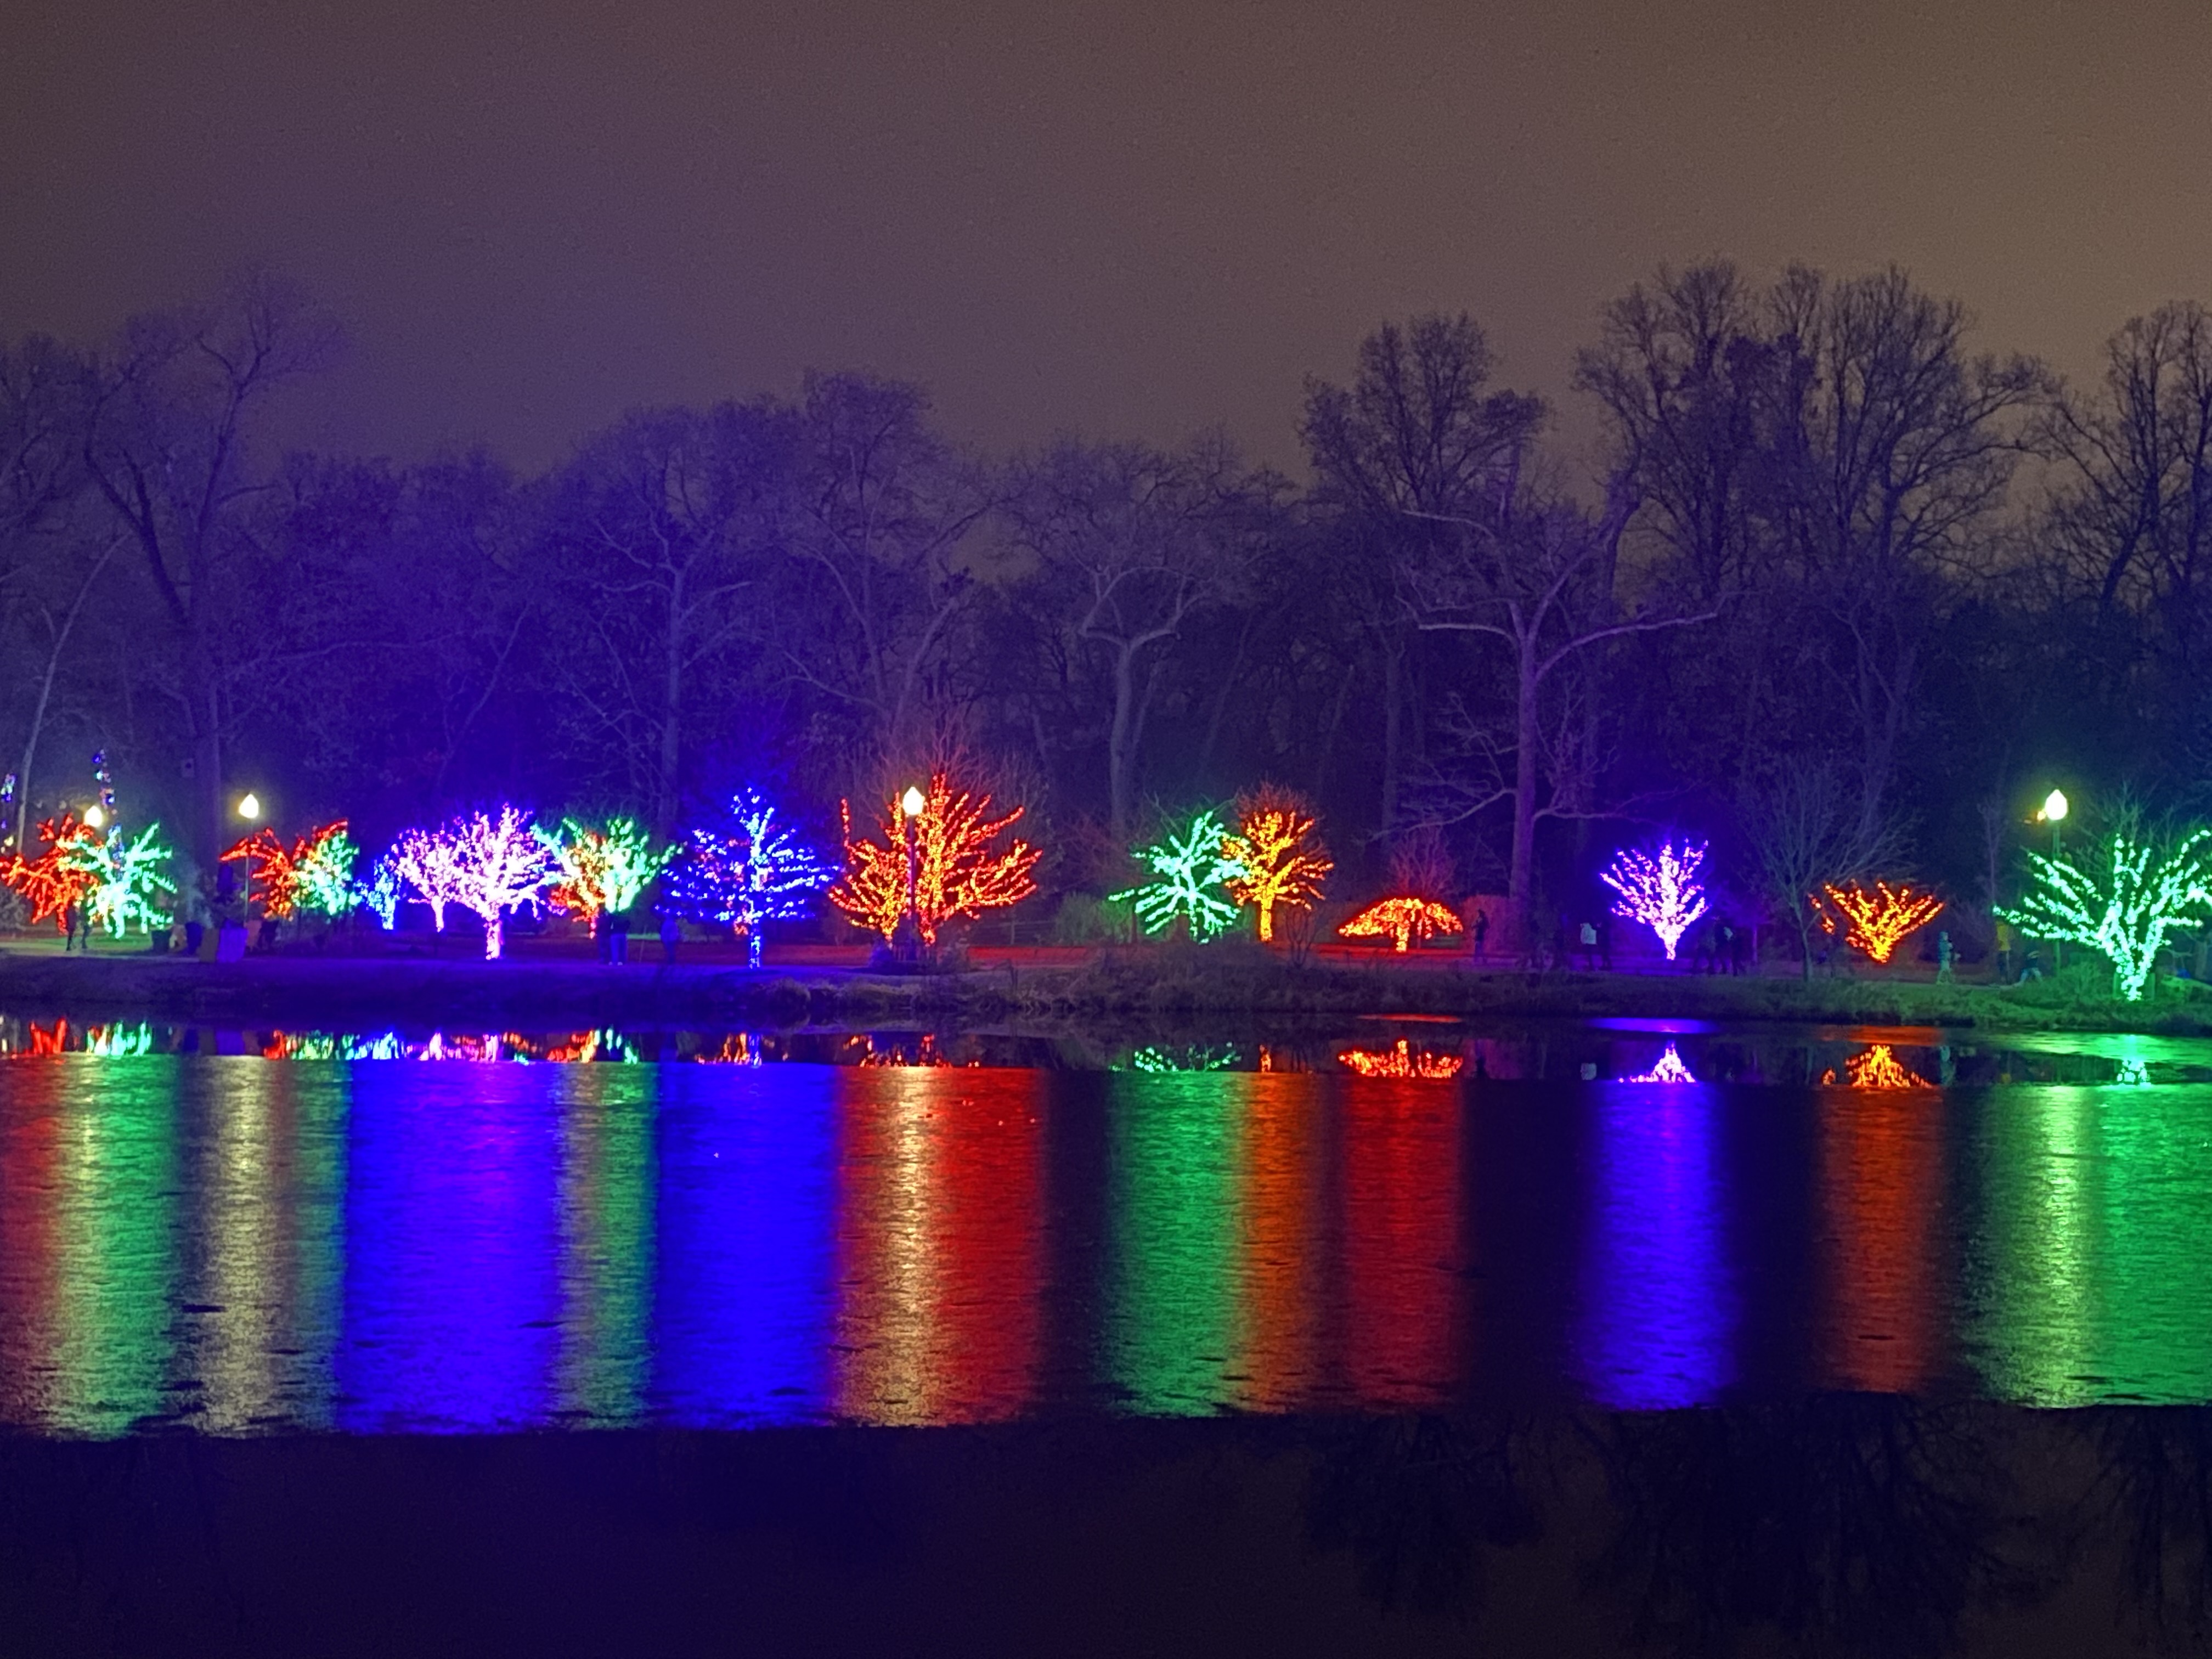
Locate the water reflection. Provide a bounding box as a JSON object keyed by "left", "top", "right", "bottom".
{"left": 18, "top": 1050, "right": 2212, "bottom": 1432}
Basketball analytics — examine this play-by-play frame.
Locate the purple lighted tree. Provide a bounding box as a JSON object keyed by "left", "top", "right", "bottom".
{"left": 1601, "top": 839, "right": 1710, "bottom": 961}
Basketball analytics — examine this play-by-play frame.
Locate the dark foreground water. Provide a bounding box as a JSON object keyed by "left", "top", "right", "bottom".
{"left": 7, "top": 1017, "right": 2212, "bottom": 1654}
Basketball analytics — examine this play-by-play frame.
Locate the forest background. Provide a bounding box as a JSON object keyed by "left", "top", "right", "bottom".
{"left": 3, "top": 259, "right": 2205, "bottom": 946}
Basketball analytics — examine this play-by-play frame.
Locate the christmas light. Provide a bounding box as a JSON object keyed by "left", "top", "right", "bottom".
{"left": 1221, "top": 785, "right": 1331, "bottom": 944}
{"left": 290, "top": 825, "right": 360, "bottom": 918}
{"left": 1997, "top": 827, "right": 2212, "bottom": 1002}
{"left": 829, "top": 771, "right": 1040, "bottom": 947}
{"left": 1111, "top": 808, "right": 1240, "bottom": 941}
{"left": 545, "top": 817, "right": 676, "bottom": 933}
{"left": 664, "top": 790, "right": 836, "bottom": 967}
{"left": 1337, "top": 895, "right": 1463, "bottom": 952}
{"left": 48, "top": 819, "right": 176, "bottom": 936}
{"left": 1626, "top": 1042, "right": 1698, "bottom": 1084}
{"left": 1601, "top": 840, "right": 1710, "bottom": 960}
{"left": 222, "top": 821, "right": 356, "bottom": 920}
{"left": 0, "top": 814, "right": 99, "bottom": 930}
{"left": 435, "top": 806, "right": 560, "bottom": 960}
{"left": 359, "top": 855, "right": 403, "bottom": 930}
{"left": 1818, "top": 880, "right": 1944, "bottom": 964}
{"left": 391, "top": 827, "right": 465, "bottom": 931}
{"left": 1823, "top": 1045, "right": 1931, "bottom": 1090}
{"left": 1336, "top": 1038, "right": 1464, "bottom": 1079}
{"left": 1126, "top": 1044, "right": 1242, "bottom": 1072}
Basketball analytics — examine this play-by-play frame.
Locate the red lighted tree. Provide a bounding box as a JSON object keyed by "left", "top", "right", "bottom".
{"left": 830, "top": 771, "right": 1041, "bottom": 947}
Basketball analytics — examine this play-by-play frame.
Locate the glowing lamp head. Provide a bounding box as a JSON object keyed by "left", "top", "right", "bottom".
{"left": 2041, "top": 789, "right": 2068, "bottom": 824}
{"left": 236, "top": 793, "right": 261, "bottom": 821}
{"left": 900, "top": 786, "right": 926, "bottom": 819}
{"left": 82, "top": 805, "right": 105, "bottom": 830}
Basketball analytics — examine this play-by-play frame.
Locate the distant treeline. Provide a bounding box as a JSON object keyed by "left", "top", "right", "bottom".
{"left": 2, "top": 262, "right": 2204, "bottom": 933}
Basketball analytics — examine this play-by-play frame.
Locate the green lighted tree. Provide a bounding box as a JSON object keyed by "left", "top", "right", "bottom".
{"left": 1112, "top": 808, "right": 1240, "bottom": 940}
{"left": 1998, "top": 824, "right": 2212, "bottom": 1001}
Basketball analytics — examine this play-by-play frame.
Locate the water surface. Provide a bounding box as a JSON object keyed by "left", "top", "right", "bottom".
{"left": 4, "top": 1018, "right": 2211, "bottom": 1432}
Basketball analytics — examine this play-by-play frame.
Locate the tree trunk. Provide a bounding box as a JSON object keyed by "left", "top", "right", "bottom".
{"left": 659, "top": 571, "right": 685, "bottom": 832}
{"left": 1107, "top": 643, "right": 1139, "bottom": 840}
{"left": 1508, "top": 630, "right": 1540, "bottom": 902}
{"left": 1379, "top": 636, "right": 1403, "bottom": 837}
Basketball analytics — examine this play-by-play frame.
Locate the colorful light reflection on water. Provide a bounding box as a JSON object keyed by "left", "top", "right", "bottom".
{"left": 6, "top": 1047, "right": 2212, "bottom": 1433}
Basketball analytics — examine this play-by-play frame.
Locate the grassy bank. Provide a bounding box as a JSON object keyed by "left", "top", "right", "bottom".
{"left": 2, "top": 942, "right": 2208, "bottom": 1037}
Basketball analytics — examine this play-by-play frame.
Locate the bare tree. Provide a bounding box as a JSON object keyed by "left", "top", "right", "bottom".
{"left": 78, "top": 274, "right": 340, "bottom": 858}
{"left": 767, "top": 374, "right": 992, "bottom": 794}
{"left": 1407, "top": 481, "right": 1717, "bottom": 903}
{"left": 1741, "top": 754, "right": 1902, "bottom": 978}
{"left": 1006, "top": 432, "right": 1279, "bottom": 836}
{"left": 540, "top": 403, "right": 783, "bottom": 827}
{"left": 1302, "top": 315, "right": 1545, "bottom": 835}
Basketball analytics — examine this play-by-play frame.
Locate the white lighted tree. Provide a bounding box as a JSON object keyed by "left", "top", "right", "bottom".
{"left": 1999, "top": 823, "right": 2212, "bottom": 1002}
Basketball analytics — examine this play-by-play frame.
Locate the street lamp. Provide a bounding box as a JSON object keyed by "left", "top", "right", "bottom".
{"left": 899, "top": 785, "right": 924, "bottom": 957}
{"left": 2035, "top": 788, "right": 2070, "bottom": 969}
{"left": 236, "top": 793, "right": 261, "bottom": 821}
{"left": 82, "top": 804, "right": 105, "bottom": 830}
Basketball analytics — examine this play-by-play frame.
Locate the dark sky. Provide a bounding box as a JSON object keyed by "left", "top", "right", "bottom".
{"left": 5, "top": 0, "right": 2208, "bottom": 472}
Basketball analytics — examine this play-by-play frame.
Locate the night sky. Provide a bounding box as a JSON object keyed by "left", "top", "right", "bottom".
{"left": 6, "top": 0, "right": 2208, "bottom": 470}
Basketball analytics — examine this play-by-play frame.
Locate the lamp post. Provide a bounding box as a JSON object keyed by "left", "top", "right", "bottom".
{"left": 899, "top": 785, "right": 925, "bottom": 963}
{"left": 2036, "top": 788, "right": 2069, "bottom": 970}
{"left": 233, "top": 793, "right": 262, "bottom": 915}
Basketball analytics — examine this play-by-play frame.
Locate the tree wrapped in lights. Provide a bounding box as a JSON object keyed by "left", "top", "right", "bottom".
{"left": 1338, "top": 895, "right": 1463, "bottom": 952}
{"left": 1111, "top": 808, "right": 1240, "bottom": 940}
{"left": 391, "top": 827, "right": 465, "bottom": 932}
{"left": 358, "top": 855, "right": 404, "bottom": 930}
{"left": 666, "top": 790, "right": 837, "bottom": 967}
{"left": 1997, "top": 824, "right": 2212, "bottom": 1002}
{"left": 1601, "top": 839, "right": 1710, "bottom": 961}
{"left": 1221, "top": 785, "right": 1331, "bottom": 944}
{"left": 1819, "top": 879, "right": 1944, "bottom": 965}
{"left": 71, "top": 823, "right": 177, "bottom": 936}
{"left": 1627, "top": 1043, "right": 1698, "bottom": 1084}
{"left": 545, "top": 817, "right": 675, "bottom": 935}
{"left": 438, "top": 806, "right": 561, "bottom": 960}
{"left": 222, "top": 821, "right": 357, "bottom": 920}
{"left": 830, "top": 771, "right": 1040, "bottom": 948}
{"left": 0, "top": 813, "right": 100, "bottom": 931}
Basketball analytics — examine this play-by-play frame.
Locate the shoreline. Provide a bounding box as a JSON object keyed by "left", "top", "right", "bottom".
{"left": 0, "top": 943, "right": 2205, "bottom": 1037}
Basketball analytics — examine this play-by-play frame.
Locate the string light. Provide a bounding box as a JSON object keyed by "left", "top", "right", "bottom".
{"left": 1819, "top": 880, "right": 1944, "bottom": 964}
{"left": 1998, "top": 827, "right": 2212, "bottom": 1002}
{"left": 390, "top": 827, "right": 465, "bottom": 932}
{"left": 1336, "top": 1038, "right": 1464, "bottom": 1079}
{"left": 1626, "top": 1042, "right": 1698, "bottom": 1084}
{"left": 665, "top": 789, "right": 836, "bottom": 967}
{"left": 829, "top": 770, "right": 1040, "bottom": 947}
{"left": 1337, "top": 895, "right": 1462, "bottom": 952}
{"left": 1111, "top": 808, "right": 1241, "bottom": 940}
{"left": 545, "top": 817, "right": 675, "bottom": 933}
{"left": 1601, "top": 840, "right": 1710, "bottom": 961}
{"left": 1221, "top": 785, "right": 1331, "bottom": 944}
{"left": 359, "top": 855, "right": 404, "bottom": 930}
{"left": 0, "top": 814, "right": 99, "bottom": 930}
{"left": 1822, "top": 1045, "right": 1931, "bottom": 1090}
{"left": 435, "top": 806, "right": 560, "bottom": 960}
{"left": 222, "top": 821, "right": 357, "bottom": 919}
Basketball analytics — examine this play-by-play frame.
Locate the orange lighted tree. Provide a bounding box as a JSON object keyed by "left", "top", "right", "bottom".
{"left": 0, "top": 814, "right": 100, "bottom": 930}
{"left": 1337, "top": 1039, "right": 1465, "bottom": 1079}
{"left": 1221, "top": 786, "right": 1331, "bottom": 943}
{"left": 1820, "top": 880, "right": 1944, "bottom": 964}
{"left": 829, "top": 771, "right": 1041, "bottom": 946}
{"left": 1338, "top": 895, "right": 1462, "bottom": 952}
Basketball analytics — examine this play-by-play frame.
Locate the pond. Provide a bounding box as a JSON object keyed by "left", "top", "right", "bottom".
{"left": 4, "top": 1015, "right": 2212, "bottom": 1434}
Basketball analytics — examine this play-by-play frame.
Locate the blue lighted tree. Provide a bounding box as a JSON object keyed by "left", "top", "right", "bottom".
{"left": 667, "top": 788, "right": 838, "bottom": 967}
